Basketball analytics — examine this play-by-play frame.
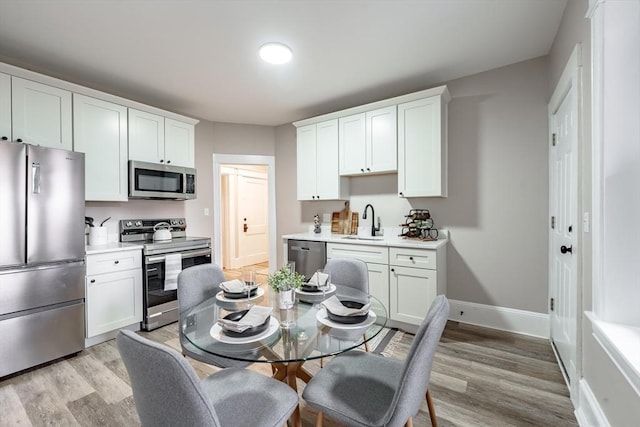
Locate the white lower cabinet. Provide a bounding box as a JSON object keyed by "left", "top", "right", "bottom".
{"left": 389, "top": 247, "right": 446, "bottom": 326}
{"left": 85, "top": 249, "right": 142, "bottom": 345}
{"left": 326, "top": 242, "right": 446, "bottom": 327}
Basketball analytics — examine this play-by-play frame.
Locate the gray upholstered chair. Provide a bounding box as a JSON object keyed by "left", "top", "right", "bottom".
{"left": 117, "top": 329, "right": 299, "bottom": 427}
{"left": 177, "top": 263, "right": 250, "bottom": 368}
{"left": 323, "top": 257, "right": 369, "bottom": 293}
{"left": 302, "top": 295, "right": 449, "bottom": 427}
{"left": 323, "top": 258, "right": 371, "bottom": 352}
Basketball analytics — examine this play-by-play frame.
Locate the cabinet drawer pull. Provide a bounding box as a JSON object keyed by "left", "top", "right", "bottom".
{"left": 391, "top": 268, "right": 395, "bottom": 272}
{"left": 114, "top": 260, "right": 120, "bottom": 264}
{"left": 90, "top": 279, "right": 96, "bottom": 283}
{"left": 409, "top": 256, "right": 414, "bottom": 261}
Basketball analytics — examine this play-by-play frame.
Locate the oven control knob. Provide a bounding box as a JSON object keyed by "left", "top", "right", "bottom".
{"left": 125, "top": 221, "right": 132, "bottom": 227}
{"left": 179, "top": 219, "right": 184, "bottom": 225}
{"left": 135, "top": 220, "right": 142, "bottom": 227}
{"left": 171, "top": 219, "right": 178, "bottom": 225}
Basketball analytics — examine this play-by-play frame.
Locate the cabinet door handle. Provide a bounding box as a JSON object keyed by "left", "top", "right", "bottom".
{"left": 90, "top": 279, "right": 96, "bottom": 283}
{"left": 1, "top": 136, "right": 7, "bottom": 140}
{"left": 366, "top": 167, "right": 370, "bottom": 172}
{"left": 360, "top": 168, "right": 365, "bottom": 173}
{"left": 114, "top": 260, "right": 120, "bottom": 264}
{"left": 399, "top": 192, "right": 404, "bottom": 196}
{"left": 160, "top": 159, "right": 164, "bottom": 163}
{"left": 166, "top": 160, "right": 171, "bottom": 164}
{"left": 391, "top": 268, "right": 395, "bottom": 272}
{"left": 409, "top": 256, "right": 414, "bottom": 261}
{"left": 16, "top": 138, "right": 23, "bottom": 142}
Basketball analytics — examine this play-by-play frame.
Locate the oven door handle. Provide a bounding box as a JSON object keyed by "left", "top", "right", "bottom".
{"left": 146, "top": 248, "right": 212, "bottom": 264}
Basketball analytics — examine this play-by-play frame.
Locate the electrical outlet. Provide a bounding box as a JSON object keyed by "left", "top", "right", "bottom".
{"left": 323, "top": 213, "right": 331, "bottom": 223}
{"left": 204, "top": 208, "right": 210, "bottom": 216}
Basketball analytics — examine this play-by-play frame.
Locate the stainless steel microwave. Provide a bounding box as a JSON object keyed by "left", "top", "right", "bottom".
{"left": 128, "top": 160, "right": 196, "bottom": 200}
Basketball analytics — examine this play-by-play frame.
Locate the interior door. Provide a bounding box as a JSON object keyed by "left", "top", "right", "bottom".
{"left": 237, "top": 169, "right": 268, "bottom": 266}
{"left": 549, "top": 83, "right": 578, "bottom": 386}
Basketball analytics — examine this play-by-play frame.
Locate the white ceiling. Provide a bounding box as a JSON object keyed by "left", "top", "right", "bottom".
{"left": 0, "top": 0, "right": 567, "bottom": 126}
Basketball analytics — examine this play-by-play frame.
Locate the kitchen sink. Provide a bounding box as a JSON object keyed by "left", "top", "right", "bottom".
{"left": 341, "top": 235, "right": 384, "bottom": 241}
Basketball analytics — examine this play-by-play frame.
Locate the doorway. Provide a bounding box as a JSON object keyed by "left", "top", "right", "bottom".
{"left": 212, "top": 154, "right": 277, "bottom": 275}
{"left": 220, "top": 164, "right": 268, "bottom": 268}
{"left": 548, "top": 45, "right": 582, "bottom": 398}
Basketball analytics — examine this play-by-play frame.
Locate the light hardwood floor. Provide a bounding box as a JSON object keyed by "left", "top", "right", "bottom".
{"left": 0, "top": 263, "right": 577, "bottom": 426}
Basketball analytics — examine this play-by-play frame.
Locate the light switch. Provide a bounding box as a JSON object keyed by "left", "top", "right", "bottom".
{"left": 204, "top": 208, "right": 210, "bottom": 216}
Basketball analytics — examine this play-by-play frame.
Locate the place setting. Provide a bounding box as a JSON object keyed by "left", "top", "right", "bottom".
{"left": 210, "top": 305, "right": 280, "bottom": 344}
{"left": 215, "top": 273, "right": 265, "bottom": 303}
{"left": 316, "top": 295, "right": 377, "bottom": 338}
{"left": 295, "top": 270, "right": 336, "bottom": 304}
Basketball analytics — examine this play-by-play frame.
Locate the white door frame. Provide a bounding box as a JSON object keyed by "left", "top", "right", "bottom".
{"left": 212, "top": 154, "right": 276, "bottom": 272}
{"left": 547, "top": 44, "right": 583, "bottom": 403}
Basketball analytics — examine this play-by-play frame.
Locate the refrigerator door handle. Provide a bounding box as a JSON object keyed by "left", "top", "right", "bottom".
{"left": 31, "top": 162, "right": 41, "bottom": 194}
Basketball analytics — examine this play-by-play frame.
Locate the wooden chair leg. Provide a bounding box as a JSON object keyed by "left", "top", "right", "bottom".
{"left": 315, "top": 411, "right": 324, "bottom": 427}
{"left": 426, "top": 388, "right": 438, "bottom": 427}
{"left": 405, "top": 417, "right": 413, "bottom": 427}
{"left": 320, "top": 357, "right": 324, "bottom": 368}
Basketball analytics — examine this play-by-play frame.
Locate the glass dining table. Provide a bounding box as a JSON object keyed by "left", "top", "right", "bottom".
{"left": 180, "top": 283, "right": 388, "bottom": 427}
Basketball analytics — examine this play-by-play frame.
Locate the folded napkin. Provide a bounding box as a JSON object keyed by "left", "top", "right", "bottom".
{"left": 307, "top": 271, "right": 330, "bottom": 287}
{"left": 322, "top": 295, "right": 370, "bottom": 317}
{"left": 217, "top": 306, "right": 273, "bottom": 333}
{"left": 220, "top": 279, "right": 247, "bottom": 293}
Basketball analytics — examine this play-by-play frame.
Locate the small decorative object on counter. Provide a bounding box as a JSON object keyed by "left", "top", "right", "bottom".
{"left": 399, "top": 209, "right": 439, "bottom": 241}
{"left": 313, "top": 214, "right": 321, "bottom": 234}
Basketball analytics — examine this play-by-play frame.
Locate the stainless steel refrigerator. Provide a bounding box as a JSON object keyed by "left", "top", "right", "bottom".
{"left": 0, "top": 141, "right": 86, "bottom": 377}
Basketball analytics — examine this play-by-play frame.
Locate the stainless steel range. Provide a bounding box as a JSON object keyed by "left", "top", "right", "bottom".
{"left": 120, "top": 218, "right": 211, "bottom": 331}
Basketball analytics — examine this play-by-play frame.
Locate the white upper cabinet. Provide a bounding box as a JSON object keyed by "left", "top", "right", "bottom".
{"left": 164, "top": 118, "right": 195, "bottom": 168}
{"left": 339, "top": 106, "right": 397, "bottom": 175}
{"left": 73, "top": 94, "right": 128, "bottom": 201}
{"left": 129, "top": 109, "right": 195, "bottom": 168}
{"left": 296, "top": 120, "right": 349, "bottom": 201}
{"left": 0, "top": 73, "right": 10, "bottom": 141}
{"left": 294, "top": 85, "right": 448, "bottom": 196}
{"left": 339, "top": 113, "right": 366, "bottom": 175}
{"left": 366, "top": 105, "right": 397, "bottom": 173}
{"left": 397, "top": 91, "right": 449, "bottom": 197}
{"left": 11, "top": 76, "right": 72, "bottom": 149}
{"left": 296, "top": 124, "right": 317, "bottom": 200}
{"left": 128, "top": 109, "right": 165, "bottom": 164}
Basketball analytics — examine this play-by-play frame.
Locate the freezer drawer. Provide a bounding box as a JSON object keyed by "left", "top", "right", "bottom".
{"left": 0, "top": 301, "right": 85, "bottom": 377}
{"left": 0, "top": 261, "right": 85, "bottom": 315}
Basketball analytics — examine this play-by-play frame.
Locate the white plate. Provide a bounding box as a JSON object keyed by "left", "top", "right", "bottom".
{"left": 215, "top": 287, "right": 265, "bottom": 303}
{"left": 210, "top": 316, "right": 279, "bottom": 344}
{"left": 316, "top": 308, "right": 377, "bottom": 330}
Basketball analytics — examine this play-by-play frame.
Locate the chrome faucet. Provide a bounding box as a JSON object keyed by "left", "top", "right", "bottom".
{"left": 362, "top": 204, "right": 380, "bottom": 237}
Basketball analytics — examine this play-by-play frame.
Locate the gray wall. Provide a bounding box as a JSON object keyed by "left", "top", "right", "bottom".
{"left": 276, "top": 56, "right": 551, "bottom": 314}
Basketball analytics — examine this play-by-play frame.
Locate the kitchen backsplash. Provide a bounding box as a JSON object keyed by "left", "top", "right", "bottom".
{"left": 85, "top": 200, "right": 186, "bottom": 243}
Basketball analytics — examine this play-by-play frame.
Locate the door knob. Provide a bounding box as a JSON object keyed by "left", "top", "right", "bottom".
{"left": 243, "top": 223, "right": 248, "bottom": 232}
{"left": 560, "top": 245, "right": 572, "bottom": 254}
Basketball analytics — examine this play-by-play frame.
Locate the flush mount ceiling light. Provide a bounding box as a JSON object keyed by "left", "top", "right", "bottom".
{"left": 259, "top": 42, "right": 293, "bottom": 64}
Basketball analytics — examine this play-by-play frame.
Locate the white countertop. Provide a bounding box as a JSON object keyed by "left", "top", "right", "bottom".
{"left": 282, "top": 229, "right": 448, "bottom": 250}
{"left": 85, "top": 242, "right": 144, "bottom": 255}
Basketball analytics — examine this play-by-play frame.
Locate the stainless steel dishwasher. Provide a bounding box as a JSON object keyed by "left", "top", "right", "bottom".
{"left": 287, "top": 240, "right": 327, "bottom": 281}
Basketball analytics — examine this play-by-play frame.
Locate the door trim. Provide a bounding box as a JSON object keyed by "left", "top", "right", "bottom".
{"left": 547, "top": 44, "right": 583, "bottom": 403}
{"left": 212, "top": 154, "right": 276, "bottom": 272}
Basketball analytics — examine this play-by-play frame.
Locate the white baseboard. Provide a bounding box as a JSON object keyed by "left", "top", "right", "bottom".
{"left": 575, "top": 379, "right": 610, "bottom": 427}
{"left": 448, "top": 299, "right": 549, "bottom": 338}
